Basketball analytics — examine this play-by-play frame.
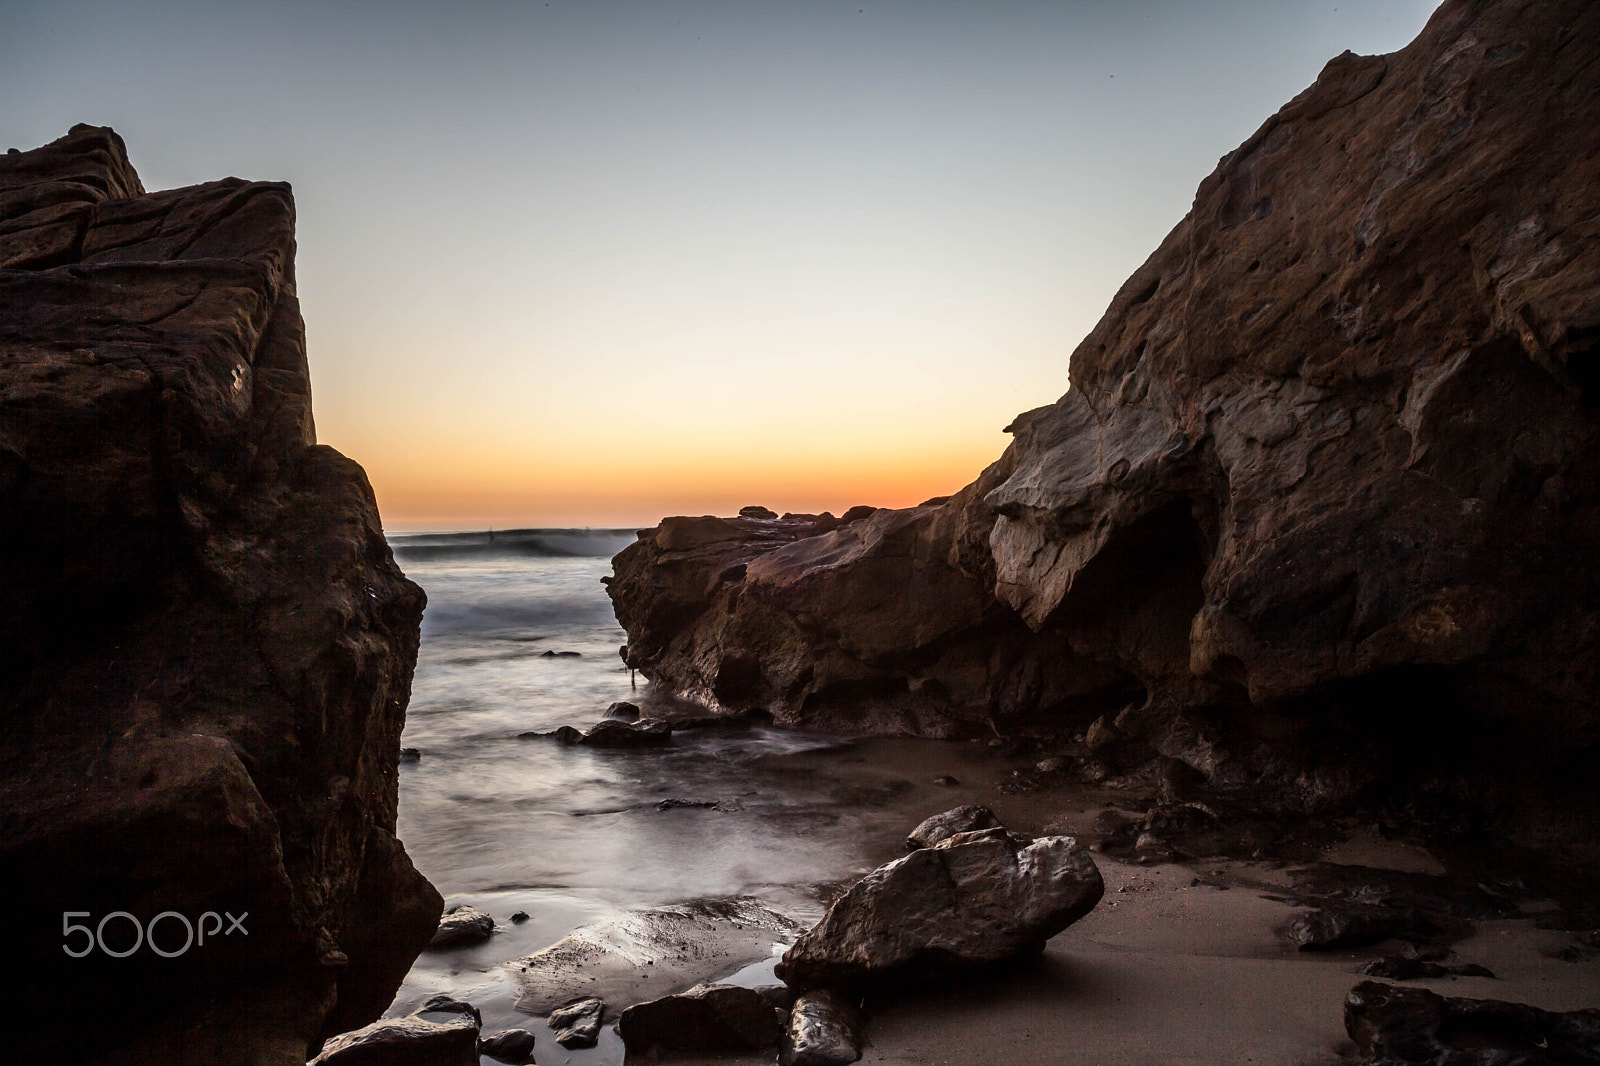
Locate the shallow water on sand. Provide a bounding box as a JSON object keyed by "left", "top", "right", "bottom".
{"left": 385, "top": 532, "right": 1016, "bottom": 1060}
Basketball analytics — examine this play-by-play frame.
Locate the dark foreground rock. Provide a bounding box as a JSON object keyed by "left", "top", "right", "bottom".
{"left": 776, "top": 827, "right": 1103, "bottom": 992}
{"left": 782, "top": 989, "right": 865, "bottom": 1066}
{"left": 617, "top": 983, "right": 784, "bottom": 1055}
{"left": 1344, "top": 980, "right": 1600, "bottom": 1064}
{"left": 607, "top": 0, "right": 1600, "bottom": 853}
{"left": 1284, "top": 862, "right": 1517, "bottom": 951}
{"left": 311, "top": 996, "right": 480, "bottom": 1066}
{"left": 0, "top": 126, "right": 439, "bottom": 1063}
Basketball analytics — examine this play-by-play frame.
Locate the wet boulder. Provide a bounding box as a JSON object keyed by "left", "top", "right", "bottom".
{"left": 428, "top": 905, "right": 495, "bottom": 949}
{"left": 905, "top": 804, "right": 1003, "bottom": 850}
{"left": 776, "top": 828, "right": 1103, "bottom": 992}
{"left": 478, "top": 1028, "right": 537, "bottom": 1064}
{"left": 580, "top": 718, "right": 673, "bottom": 747}
{"left": 1344, "top": 980, "right": 1600, "bottom": 1064}
{"left": 781, "top": 989, "right": 864, "bottom": 1066}
{"left": 311, "top": 996, "right": 480, "bottom": 1066}
{"left": 549, "top": 996, "right": 603, "bottom": 1049}
{"left": 616, "top": 983, "right": 783, "bottom": 1055}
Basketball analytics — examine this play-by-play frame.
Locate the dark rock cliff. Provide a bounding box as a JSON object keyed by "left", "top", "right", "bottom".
{"left": 609, "top": 0, "right": 1600, "bottom": 847}
{"left": 0, "top": 126, "right": 440, "bottom": 1064}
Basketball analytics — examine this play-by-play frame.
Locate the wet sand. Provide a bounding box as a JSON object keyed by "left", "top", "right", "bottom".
{"left": 400, "top": 733, "right": 1600, "bottom": 1065}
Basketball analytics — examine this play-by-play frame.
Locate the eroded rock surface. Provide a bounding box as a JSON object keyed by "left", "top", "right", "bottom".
{"left": 0, "top": 125, "right": 439, "bottom": 1063}
{"left": 509, "top": 897, "right": 802, "bottom": 1016}
{"left": 607, "top": 0, "right": 1600, "bottom": 844}
{"left": 781, "top": 989, "right": 865, "bottom": 1066}
{"left": 1344, "top": 981, "right": 1600, "bottom": 1064}
{"left": 310, "top": 996, "right": 480, "bottom": 1066}
{"left": 775, "top": 827, "right": 1103, "bottom": 993}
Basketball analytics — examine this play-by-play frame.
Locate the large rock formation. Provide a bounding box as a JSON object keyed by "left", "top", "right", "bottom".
{"left": 610, "top": 0, "right": 1600, "bottom": 843}
{"left": 0, "top": 126, "right": 439, "bottom": 1063}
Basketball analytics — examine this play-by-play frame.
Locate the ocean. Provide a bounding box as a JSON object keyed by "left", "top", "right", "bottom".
{"left": 383, "top": 528, "right": 1005, "bottom": 1062}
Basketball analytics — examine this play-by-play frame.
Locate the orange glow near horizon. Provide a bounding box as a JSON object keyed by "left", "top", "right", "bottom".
{"left": 358, "top": 429, "right": 1012, "bottom": 530}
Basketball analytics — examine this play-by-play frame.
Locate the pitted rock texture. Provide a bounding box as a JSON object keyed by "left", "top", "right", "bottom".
{"left": 0, "top": 125, "right": 439, "bottom": 1064}
{"left": 609, "top": 0, "right": 1600, "bottom": 838}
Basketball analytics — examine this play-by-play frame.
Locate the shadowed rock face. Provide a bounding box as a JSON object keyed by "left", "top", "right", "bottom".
{"left": 0, "top": 125, "right": 440, "bottom": 1064}
{"left": 610, "top": 0, "right": 1600, "bottom": 838}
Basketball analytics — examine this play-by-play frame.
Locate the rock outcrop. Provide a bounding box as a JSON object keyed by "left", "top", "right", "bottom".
{"left": 0, "top": 126, "right": 439, "bottom": 1063}
{"left": 609, "top": 0, "right": 1600, "bottom": 843}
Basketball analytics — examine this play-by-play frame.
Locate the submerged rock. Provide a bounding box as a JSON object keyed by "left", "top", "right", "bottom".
{"left": 781, "top": 989, "right": 865, "bottom": 1066}
{"left": 1344, "top": 980, "right": 1600, "bottom": 1064}
{"left": 0, "top": 125, "right": 439, "bottom": 1063}
{"left": 548, "top": 996, "right": 603, "bottom": 1049}
{"left": 617, "top": 983, "right": 783, "bottom": 1055}
{"left": 606, "top": 0, "right": 1600, "bottom": 846}
{"left": 522, "top": 719, "right": 672, "bottom": 746}
{"left": 776, "top": 828, "right": 1103, "bottom": 992}
{"left": 579, "top": 717, "right": 672, "bottom": 747}
{"left": 428, "top": 905, "right": 495, "bottom": 949}
{"left": 905, "top": 804, "right": 1003, "bottom": 850}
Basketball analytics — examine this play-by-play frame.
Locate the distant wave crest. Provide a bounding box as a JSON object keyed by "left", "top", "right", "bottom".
{"left": 388, "top": 528, "right": 639, "bottom": 562}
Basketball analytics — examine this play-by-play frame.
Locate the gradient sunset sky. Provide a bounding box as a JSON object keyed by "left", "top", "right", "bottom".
{"left": 3, "top": 1, "right": 1440, "bottom": 529}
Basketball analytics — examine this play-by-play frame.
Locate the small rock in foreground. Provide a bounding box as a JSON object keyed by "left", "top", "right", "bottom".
{"left": 1289, "top": 904, "right": 1431, "bottom": 951}
{"left": 478, "top": 1028, "right": 537, "bottom": 1064}
{"left": 905, "top": 804, "right": 1002, "bottom": 850}
{"left": 312, "top": 996, "right": 480, "bottom": 1065}
{"left": 777, "top": 827, "right": 1103, "bottom": 992}
{"left": 781, "top": 989, "right": 864, "bottom": 1066}
{"left": 549, "top": 996, "right": 603, "bottom": 1049}
{"left": 1344, "top": 980, "right": 1600, "bottom": 1064}
{"left": 579, "top": 718, "right": 672, "bottom": 747}
{"left": 428, "top": 905, "right": 495, "bottom": 949}
{"left": 617, "top": 982, "right": 783, "bottom": 1054}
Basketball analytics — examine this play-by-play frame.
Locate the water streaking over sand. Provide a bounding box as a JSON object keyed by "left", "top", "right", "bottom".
{"left": 384, "top": 531, "right": 1600, "bottom": 1066}
{"left": 387, "top": 531, "right": 994, "bottom": 1055}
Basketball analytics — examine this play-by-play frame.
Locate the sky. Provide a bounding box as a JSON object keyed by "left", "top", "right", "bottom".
{"left": 2, "top": 1, "right": 1441, "bottom": 529}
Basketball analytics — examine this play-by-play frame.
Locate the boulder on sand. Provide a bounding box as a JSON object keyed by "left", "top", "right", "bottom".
{"left": 776, "top": 827, "right": 1103, "bottom": 992}
{"left": 616, "top": 982, "right": 784, "bottom": 1055}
